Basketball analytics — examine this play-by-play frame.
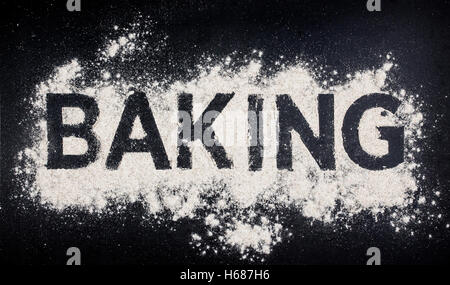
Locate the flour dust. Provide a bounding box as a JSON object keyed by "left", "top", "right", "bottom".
{"left": 13, "top": 21, "right": 433, "bottom": 259}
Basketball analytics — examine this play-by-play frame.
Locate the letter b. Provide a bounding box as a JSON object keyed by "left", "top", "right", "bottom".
{"left": 47, "top": 93, "right": 100, "bottom": 169}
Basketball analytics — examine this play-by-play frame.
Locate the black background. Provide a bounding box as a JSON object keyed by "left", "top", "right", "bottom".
{"left": 1, "top": 0, "right": 450, "bottom": 265}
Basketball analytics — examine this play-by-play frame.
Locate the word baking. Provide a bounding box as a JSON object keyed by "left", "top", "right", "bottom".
{"left": 46, "top": 91, "right": 404, "bottom": 171}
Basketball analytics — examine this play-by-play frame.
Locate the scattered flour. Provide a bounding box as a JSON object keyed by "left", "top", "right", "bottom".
{"left": 13, "top": 24, "right": 427, "bottom": 258}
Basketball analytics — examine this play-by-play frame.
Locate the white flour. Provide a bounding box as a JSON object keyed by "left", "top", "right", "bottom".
{"left": 14, "top": 24, "right": 427, "bottom": 257}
